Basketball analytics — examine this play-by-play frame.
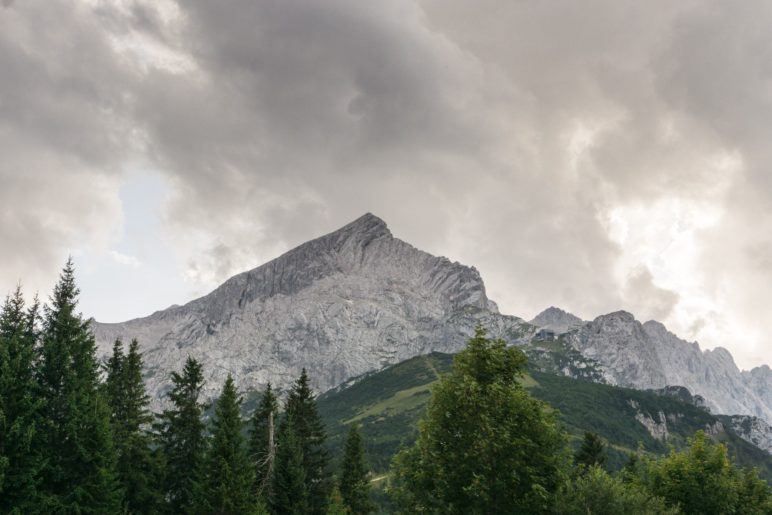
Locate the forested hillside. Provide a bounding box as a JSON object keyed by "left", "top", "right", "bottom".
{"left": 318, "top": 353, "right": 772, "bottom": 479}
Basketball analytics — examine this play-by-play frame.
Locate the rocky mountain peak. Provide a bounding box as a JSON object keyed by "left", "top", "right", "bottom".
{"left": 596, "top": 310, "right": 636, "bottom": 324}
{"left": 642, "top": 319, "right": 668, "bottom": 334}
{"left": 529, "top": 306, "right": 584, "bottom": 334}
{"left": 706, "top": 347, "right": 737, "bottom": 367}
{"left": 340, "top": 212, "right": 390, "bottom": 237}
{"left": 92, "top": 213, "right": 527, "bottom": 408}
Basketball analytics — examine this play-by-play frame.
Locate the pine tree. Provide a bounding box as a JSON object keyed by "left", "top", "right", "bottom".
{"left": 200, "top": 374, "right": 256, "bottom": 514}
{"left": 282, "top": 368, "right": 331, "bottom": 515}
{"left": 575, "top": 431, "right": 607, "bottom": 469}
{"left": 271, "top": 419, "right": 309, "bottom": 515}
{"left": 339, "top": 424, "right": 374, "bottom": 515}
{"left": 0, "top": 287, "right": 45, "bottom": 512}
{"left": 104, "top": 339, "right": 162, "bottom": 513}
{"left": 103, "top": 339, "right": 125, "bottom": 420}
{"left": 249, "top": 383, "right": 279, "bottom": 499}
{"left": 156, "top": 356, "right": 207, "bottom": 513}
{"left": 37, "top": 259, "right": 123, "bottom": 513}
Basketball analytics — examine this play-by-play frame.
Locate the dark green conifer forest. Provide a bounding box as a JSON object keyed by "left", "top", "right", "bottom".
{"left": 0, "top": 262, "right": 770, "bottom": 514}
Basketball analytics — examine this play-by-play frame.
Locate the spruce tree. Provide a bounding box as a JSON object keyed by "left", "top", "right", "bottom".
{"left": 249, "top": 383, "right": 279, "bottom": 499}
{"left": 0, "top": 287, "right": 45, "bottom": 512}
{"left": 271, "top": 419, "right": 309, "bottom": 515}
{"left": 575, "top": 431, "right": 607, "bottom": 469}
{"left": 105, "top": 339, "right": 162, "bottom": 513}
{"left": 282, "top": 368, "right": 331, "bottom": 515}
{"left": 339, "top": 424, "right": 374, "bottom": 515}
{"left": 200, "top": 374, "right": 256, "bottom": 514}
{"left": 103, "top": 339, "right": 125, "bottom": 419}
{"left": 37, "top": 259, "right": 123, "bottom": 513}
{"left": 156, "top": 355, "right": 207, "bottom": 513}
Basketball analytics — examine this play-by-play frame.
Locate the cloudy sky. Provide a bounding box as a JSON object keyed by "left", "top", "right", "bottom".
{"left": 2, "top": 0, "right": 771, "bottom": 370}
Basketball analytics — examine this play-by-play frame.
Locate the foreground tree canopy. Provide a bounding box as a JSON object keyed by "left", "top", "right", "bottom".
{"left": 388, "top": 327, "right": 772, "bottom": 515}
{"left": 0, "top": 262, "right": 770, "bottom": 514}
{"left": 390, "top": 327, "right": 568, "bottom": 514}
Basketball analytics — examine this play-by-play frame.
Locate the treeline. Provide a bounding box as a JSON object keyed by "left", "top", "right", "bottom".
{"left": 0, "top": 262, "right": 373, "bottom": 514}
{"left": 2, "top": 261, "right": 772, "bottom": 514}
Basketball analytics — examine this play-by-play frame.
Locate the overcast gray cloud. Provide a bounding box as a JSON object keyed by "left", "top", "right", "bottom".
{"left": 1, "top": 0, "right": 771, "bottom": 369}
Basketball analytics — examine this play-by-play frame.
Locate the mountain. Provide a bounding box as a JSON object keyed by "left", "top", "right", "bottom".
{"left": 556, "top": 311, "right": 772, "bottom": 423}
{"left": 92, "top": 213, "right": 529, "bottom": 405}
{"left": 315, "top": 352, "right": 772, "bottom": 481}
{"left": 92, "top": 213, "right": 772, "bottom": 433}
{"left": 529, "top": 306, "right": 584, "bottom": 334}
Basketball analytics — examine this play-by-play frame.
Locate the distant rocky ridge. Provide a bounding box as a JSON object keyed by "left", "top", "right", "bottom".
{"left": 92, "top": 213, "right": 772, "bottom": 437}
{"left": 529, "top": 306, "right": 584, "bottom": 334}
{"left": 528, "top": 310, "right": 772, "bottom": 424}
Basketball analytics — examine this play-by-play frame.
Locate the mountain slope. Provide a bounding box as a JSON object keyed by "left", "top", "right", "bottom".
{"left": 93, "top": 214, "right": 528, "bottom": 405}
{"left": 316, "top": 352, "right": 772, "bottom": 480}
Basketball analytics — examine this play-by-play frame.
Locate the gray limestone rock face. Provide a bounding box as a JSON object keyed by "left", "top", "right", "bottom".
{"left": 529, "top": 306, "right": 585, "bottom": 334}
{"left": 92, "top": 214, "right": 529, "bottom": 407}
{"left": 564, "top": 312, "right": 772, "bottom": 424}
{"left": 726, "top": 415, "right": 772, "bottom": 454}
{"left": 743, "top": 366, "right": 772, "bottom": 417}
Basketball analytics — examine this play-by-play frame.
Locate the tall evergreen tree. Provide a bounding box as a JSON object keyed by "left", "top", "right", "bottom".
{"left": 105, "top": 339, "right": 162, "bottom": 513}
{"left": 339, "top": 424, "right": 374, "bottom": 515}
{"left": 271, "top": 419, "right": 309, "bottom": 515}
{"left": 0, "top": 287, "right": 45, "bottom": 513}
{"left": 103, "top": 339, "right": 125, "bottom": 419}
{"left": 200, "top": 374, "right": 256, "bottom": 514}
{"left": 282, "top": 368, "right": 331, "bottom": 515}
{"left": 575, "top": 431, "right": 607, "bottom": 469}
{"left": 36, "top": 260, "right": 123, "bottom": 513}
{"left": 249, "top": 383, "right": 279, "bottom": 499}
{"left": 156, "top": 355, "right": 207, "bottom": 513}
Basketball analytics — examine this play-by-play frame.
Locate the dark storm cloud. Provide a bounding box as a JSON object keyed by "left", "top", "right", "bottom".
{"left": 2, "top": 0, "right": 772, "bottom": 366}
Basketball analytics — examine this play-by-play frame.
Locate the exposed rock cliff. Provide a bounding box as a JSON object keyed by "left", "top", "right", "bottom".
{"left": 724, "top": 415, "right": 772, "bottom": 454}
{"left": 564, "top": 312, "right": 772, "bottom": 423}
{"left": 92, "top": 214, "right": 528, "bottom": 406}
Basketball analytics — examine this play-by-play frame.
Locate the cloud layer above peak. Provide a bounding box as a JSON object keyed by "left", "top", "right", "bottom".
{"left": 2, "top": 0, "right": 772, "bottom": 369}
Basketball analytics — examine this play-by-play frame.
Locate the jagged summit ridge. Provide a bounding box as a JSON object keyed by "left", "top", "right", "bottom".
{"left": 566, "top": 311, "right": 772, "bottom": 422}
{"left": 92, "top": 213, "right": 527, "bottom": 406}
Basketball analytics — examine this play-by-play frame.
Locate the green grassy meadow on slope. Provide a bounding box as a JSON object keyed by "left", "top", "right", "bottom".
{"left": 315, "top": 352, "right": 772, "bottom": 480}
